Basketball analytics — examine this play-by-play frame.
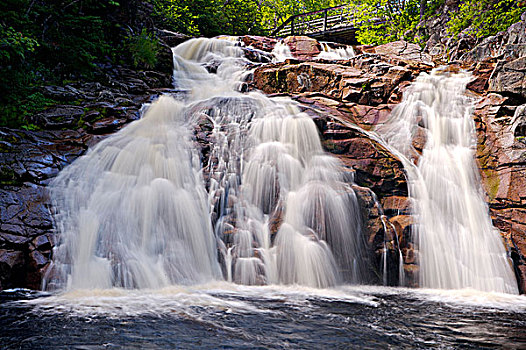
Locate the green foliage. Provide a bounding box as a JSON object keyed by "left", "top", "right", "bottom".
{"left": 347, "top": 0, "right": 427, "bottom": 45}
{"left": 447, "top": 0, "right": 526, "bottom": 39}
{"left": 150, "top": 0, "right": 199, "bottom": 35}
{"left": 150, "top": 0, "right": 347, "bottom": 36}
{"left": 259, "top": 0, "right": 345, "bottom": 30}
{"left": 348, "top": 0, "right": 525, "bottom": 46}
{"left": 127, "top": 29, "right": 160, "bottom": 68}
{"left": 0, "top": 0, "right": 121, "bottom": 127}
{"left": 0, "top": 25, "right": 39, "bottom": 62}
{"left": 0, "top": 92, "right": 55, "bottom": 128}
{"left": 151, "top": 0, "right": 265, "bottom": 36}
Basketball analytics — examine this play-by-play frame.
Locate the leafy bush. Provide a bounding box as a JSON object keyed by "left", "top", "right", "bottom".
{"left": 0, "top": 92, "right": 55, "bottom": 128}
{"left": 0, "top": 0, "right": 120, "bottom": 127}
{"left": 127, "top": 29, "right": 160, "bottom": 69}
{"left": 0, "top": 25, "right": 39, "bottom": 62}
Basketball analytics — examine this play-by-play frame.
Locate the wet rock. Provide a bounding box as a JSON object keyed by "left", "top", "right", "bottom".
{"left": 41, "top": 85, "right": 81, "bottom": 101}
{"left": 466, "top": 61, "right": 495, "bottom": 94}
{"left": 381, "top": 196, "right": 412, "bottom": 216}
{"left": 241, "top": 36, "right": 277, "bottom": 52}
{"left": 252, "top": 54, "right": 421, "bottom": 107}
{"left": 31, "top": 105, "right": 85, "bottom": 129}
{"left": 156, "top": 42, "right": 176, "bottom": 76}
{"left": 242, "top": 47, "right": 273, "bottom": 63}
{"left": 363, "top": 40, "right": 434, "bottom": 66}
{"left": 87, "top": 117, "right": 127, "bottom": 135}
{"left": 0, "top": 250, "right": 25, "bottom": 289}
{"left": 352, "top": 185, "right": 401, "bottom": 285}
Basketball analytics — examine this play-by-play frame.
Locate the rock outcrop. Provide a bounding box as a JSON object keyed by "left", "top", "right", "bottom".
{"left": 463, "top": 12, "right": 526, "bottom": 293}
{"left": 473, "top": 95, "right": 526, "bottom": 293}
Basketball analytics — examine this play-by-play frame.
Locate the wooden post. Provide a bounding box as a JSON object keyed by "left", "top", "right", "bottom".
{"left": 291, "top": 17, "right": 295, "bottom": 36}
{"left": 323, "top": 8, "right": 328, "bottom": 32}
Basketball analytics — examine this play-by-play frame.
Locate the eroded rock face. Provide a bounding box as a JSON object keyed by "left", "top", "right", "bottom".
{"left": 0, "top": 129, "right": 88, "bottom": 289}
{"left": 241, "top": 35, "right": 278, "bottom": 52}
{"left": 360, "top": 41, "right": 434, "bottom": 67}
{"left": 283, "top": 36, "right": 321, "bottom": 59}
{"left": 460, "top": 11, "right": 526, "bottom": 64}
{"left": 253, "top": 55, "right": 423, "bottom": 107}
{"left": 473, "top": 95, "right": 526, "bottom": 293}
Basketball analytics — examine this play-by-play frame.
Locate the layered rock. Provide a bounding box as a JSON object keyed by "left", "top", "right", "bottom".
{"left": 463, "top": 13, "right": 526, "bottom": 292}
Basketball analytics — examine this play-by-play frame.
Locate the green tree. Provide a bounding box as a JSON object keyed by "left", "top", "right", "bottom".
{"left": 0, "top": 0, "right": 122, "bottom": 127}
{"left": 447, "top": 0, "right": 525, "bottom": 39}
{"left": 151, "top": 0, "right": 265, "bottom": 36}
{"left": 347, "top": 0, "right": 424, "bottom": 45}
{"left": 259, "top": 0, "right": 346, "bottom": 30}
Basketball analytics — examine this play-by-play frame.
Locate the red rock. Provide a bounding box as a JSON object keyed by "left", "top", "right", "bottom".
{"left": 283, "top": 36, "right": 321, "bottom": 59}
{"left": 366, "top": 40, "right": 434, "bottom": 66}
{"left": 241, "top": 36, "right": 277, "bottom": 52}
{"left": 382, "top": 196, "right": 412, "bottom": 215}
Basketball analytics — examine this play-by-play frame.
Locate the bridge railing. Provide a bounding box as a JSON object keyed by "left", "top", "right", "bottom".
{"left": 271, "top": 5, "right": 352, "bottom": 37}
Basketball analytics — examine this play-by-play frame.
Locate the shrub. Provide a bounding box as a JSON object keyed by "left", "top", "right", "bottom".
{"left": 127, "top": 29, "right": 160, "bottom": 69}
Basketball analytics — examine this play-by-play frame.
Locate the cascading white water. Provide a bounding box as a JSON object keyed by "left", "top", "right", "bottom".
{"left": 317, "top": 42, "right": 355, "bottom": 60}
{"left": 271, "top": 41, "right": 294, "bottom": 62}
{"left": 43, "top": 96, "right": 222, "bottom": 290}
{"left": 44, "top": 37, "right": 368, "bottom": 291}
{"left": 378, "top": 68, "right": 518, "bottom": 294}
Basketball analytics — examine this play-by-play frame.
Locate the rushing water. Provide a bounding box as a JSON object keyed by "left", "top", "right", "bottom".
{"left": 1, "top": 285, "right": 525, "bottom": 349}
{"left": 271, "top": 41, "right": 294, "bottom": 62}
{"left": 317, "top": 42, "right": 355, "bottom": 60}
{"left": 378, "top": 69, "right": 519, "bottom": 294}
{"left": 271, "top": 40, "right": 355, "bottom": 62}
{"left": 44, "top": 37, "right": 368, "bottom": 291}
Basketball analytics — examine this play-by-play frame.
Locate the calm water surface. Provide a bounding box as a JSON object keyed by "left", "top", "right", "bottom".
{"left": 1, "top": 284, "right": 525, "bottom": 349}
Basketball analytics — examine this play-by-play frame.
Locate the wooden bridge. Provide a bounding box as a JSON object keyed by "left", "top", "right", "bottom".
{"left": 270, "top": 5, "right": 359, "bottom": 44}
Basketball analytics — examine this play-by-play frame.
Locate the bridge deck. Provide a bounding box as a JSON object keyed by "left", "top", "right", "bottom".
{"left": 271, "top": 5, "right": 359, "bottom": 45}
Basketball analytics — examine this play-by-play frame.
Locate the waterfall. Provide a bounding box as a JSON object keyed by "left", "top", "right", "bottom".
{"left": 271, "top": 41, "right": 294, "bottom": 62}
{"left": 378, "top": 68, "right": 518, "bottom": 294}
{"left": 43, "top": 96, "right": 221, "bottom": 290}
{"left": 317, "top": 42, "right": 355, "bottom": 60}
{"left": 44, "top": 37, "right": 368, "bottom": 291}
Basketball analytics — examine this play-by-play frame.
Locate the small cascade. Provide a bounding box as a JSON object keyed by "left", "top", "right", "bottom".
{"left": 398, "top": 250, "right": 405, "bottom": 287}
{"left": 378, "top": 68, "right": 518, "bottom": 294}
{"left": 43, "top": 96, "right": 222, "bottom": 290}
{"left": 271, "top": 41, "right": 294, "bottom": 62}
{"left": 45, "top": 37, "right": 369, "bottom": 291}
{"left": 317, "top": 42, "right": 355, "bottom": 60}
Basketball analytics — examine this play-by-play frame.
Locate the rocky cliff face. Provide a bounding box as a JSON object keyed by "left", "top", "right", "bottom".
{"left": 1, "top": 15, "right": 525, "bottom": 292}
